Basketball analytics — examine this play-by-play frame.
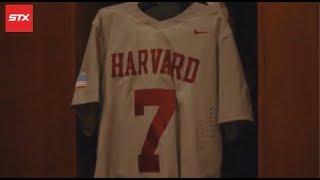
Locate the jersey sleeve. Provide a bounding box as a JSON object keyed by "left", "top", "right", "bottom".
{"left": 71, "top": 13, "right": 104, "bottom": 106}
{"left": 217, "top": 13, "right": 254, "bottom": 124}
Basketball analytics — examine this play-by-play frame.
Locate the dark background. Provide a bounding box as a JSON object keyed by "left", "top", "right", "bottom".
{"left": 222, "top": 2, "right": 258, "bottom": 178}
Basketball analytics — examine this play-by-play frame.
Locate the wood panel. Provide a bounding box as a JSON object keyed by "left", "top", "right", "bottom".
{"left": 0, "top": 3, "right": 77, "bottom": 177}
{"left": 258, "top": 2, "right": 319, "bottom": 178}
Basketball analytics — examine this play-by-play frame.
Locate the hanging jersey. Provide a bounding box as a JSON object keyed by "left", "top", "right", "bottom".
{"left": 71, "top": 2, "right": 253, "bottom": 178}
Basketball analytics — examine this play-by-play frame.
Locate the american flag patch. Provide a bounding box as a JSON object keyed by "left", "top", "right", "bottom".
{"left": 75, "top": 72, "right": 87, "bottom": 88}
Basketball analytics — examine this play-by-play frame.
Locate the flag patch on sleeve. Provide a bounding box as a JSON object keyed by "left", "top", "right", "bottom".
{"left": 75, "top": 72, "right": 87, "bottom": 88}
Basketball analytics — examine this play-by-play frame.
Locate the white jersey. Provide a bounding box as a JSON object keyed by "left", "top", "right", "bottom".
{"left": 72, "top": 2, "right": 253, "bottom": 178}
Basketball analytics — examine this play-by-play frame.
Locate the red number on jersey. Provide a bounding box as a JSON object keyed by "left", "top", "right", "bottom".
{"left": 134, "top": 89, "right": 176, "bottom": 172}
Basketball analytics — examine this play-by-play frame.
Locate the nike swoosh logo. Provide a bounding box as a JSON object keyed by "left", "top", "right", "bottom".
{"left": 194, "top": 29, "right": 209, "bottom": 34}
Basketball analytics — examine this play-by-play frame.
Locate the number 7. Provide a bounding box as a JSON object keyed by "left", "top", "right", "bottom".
{"left": 134, "top": 89, "right": 176, "bottom": 173}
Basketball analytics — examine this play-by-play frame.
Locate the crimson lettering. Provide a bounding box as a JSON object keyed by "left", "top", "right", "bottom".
{"left": 124, "top": 51, "right": 137, "bottom": 76}
{"left": 138, "top": 49, "right": 148, "bottom": 75}
{"left": 111, "top": 49, "right": 200, "bottom": 84}
{"left": 111, "top": 53, "right": 124, "bottom": 78}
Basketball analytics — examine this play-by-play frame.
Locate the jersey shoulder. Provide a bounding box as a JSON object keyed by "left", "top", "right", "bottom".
{"left": 190, "top": 2, "right": 228, "bottom": 24}
{"left": 94, "top": 3, "right": 136, "bottom": 22}
{"left": 199, "top": 2, "right": 228, "bottom": 17}
{"left": 206, "top": 2, "right": 229, "bottom": 19}
{"left": 89, "top": 3, "right": 134, "bottom": 26}
{"left": 98, "top": 2, "right": 133, "bottom": 15}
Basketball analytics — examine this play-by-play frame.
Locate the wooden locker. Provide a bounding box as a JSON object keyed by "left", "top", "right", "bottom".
{"left": 258, "top": 2, "right": 319, "bottom": 178}
{"left": 0, "top": 3, "right": 77, "bottom": 177}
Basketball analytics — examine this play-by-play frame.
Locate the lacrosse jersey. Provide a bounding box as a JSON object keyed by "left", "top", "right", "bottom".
{"left": 71, "top": 2, "right": 253, "bottom": 178}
